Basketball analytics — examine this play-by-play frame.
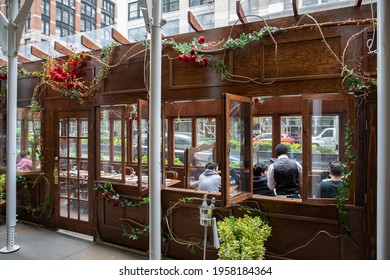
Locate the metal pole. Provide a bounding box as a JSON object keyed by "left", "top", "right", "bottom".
{"left": 203, "top": 225, "right": 208, "bottom": 260}
{"left": 377, "top": 0, "right": 390, "bottom": 260}
{"left": 149, "top": 0, "right": 162, "bottom": 260}
{"left": 1, "top": 0, "right": 19, "bottom": 254}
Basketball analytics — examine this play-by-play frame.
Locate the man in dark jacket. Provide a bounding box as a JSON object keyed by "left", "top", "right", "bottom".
{"left": 253, "top": 162, "right": 275, "bottom": 196}
{"left": 267, "top": 144, "right": 302, "bottom": 196}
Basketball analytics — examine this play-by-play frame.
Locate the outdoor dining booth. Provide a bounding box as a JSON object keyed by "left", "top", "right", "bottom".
{"left": 0, "top": 2, "right": 378, "bottom": 259}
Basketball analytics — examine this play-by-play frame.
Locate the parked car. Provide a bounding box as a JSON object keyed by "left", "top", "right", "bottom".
{"left": 253, "top": 133, "right": 295, "bottom": 144}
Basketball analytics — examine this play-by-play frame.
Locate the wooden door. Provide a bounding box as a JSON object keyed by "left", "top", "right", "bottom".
{"left": 56, "top": 111, "right": 93, "bottom": 235}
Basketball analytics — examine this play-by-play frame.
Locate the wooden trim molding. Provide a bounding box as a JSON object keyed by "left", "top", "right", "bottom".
{"left": 112, "top": 28, "right": 131, "bottom": 45}
{"left": 81, "top": 35, "right": 101, "bottom": 51}
{"left": 236, "top": 0, "right": 247, "bottom": 24}
{"left": 188, "top": 11, "right": 203, "bottom": 32}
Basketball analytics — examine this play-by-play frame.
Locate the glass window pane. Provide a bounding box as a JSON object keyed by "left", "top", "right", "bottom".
{"left": 308, "top": 98, "right": 347, "bottom": 199}
{"left": 229, "top": 100, "right": 251, "bottom": 195}
{"left": 253, "top": 116, "right": 273, "bottom": 165}
{"left": 174, "top": 118, "right": 192, "bottom": 165}
{"left": 281, "top": 116, "right": 302, "bottom": 164}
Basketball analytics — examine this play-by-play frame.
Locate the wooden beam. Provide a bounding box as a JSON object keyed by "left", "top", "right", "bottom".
{"left": 292, "top": 0, "right": 299, "bottom": 18}
{"left": 81, "top": 35, "right": 101, "bottom": 51}
{"left": 355, "top": 0, "right": 363, "bottom": 7}
{"left": 236, "top": 0, "right": 247, "bottom": 24}
{"left": 31, "top": 46, "right": 50, "bottom": 60}
{"left": 188, "top": 11, "right": 203, "bottom": 32}
{"left": 112, "top": 28, "right": 131, "bottom": 45}
{"left": 18, "top": 54, "right": 31, "bottom": 63}
{"left": 0, "top": 59, "right": 7, "bottom": 67}
{"left": 54, "top": 41, "right": 73, "bottom": 56}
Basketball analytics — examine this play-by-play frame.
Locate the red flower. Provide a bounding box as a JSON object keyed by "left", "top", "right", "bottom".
{"left": 66, "top": 82, "right": 75, "bottom": 89}
{"left": 190, "top": 48, "right": 195, "bottom": 56}
{"left": 253, "top": 97, "right": 259, "bottom": 103}
{"left": 112, "top": 200, "right": 118, "bottom": 207}
{"left": 198, "top": 36, "right": 205, "bottom": 44}
{"left": 101, "top": 193, "right": 106, "bottom": 197}
{"left": 71, "top": 60, "right": 78, "bottom": 67}
{"left": 178, "top": 55, "right": 184, "bottom": 61}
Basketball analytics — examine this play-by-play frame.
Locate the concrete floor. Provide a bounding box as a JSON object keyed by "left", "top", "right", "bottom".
{"left": 0, "top": 218, "right": 148, "bottom": 260}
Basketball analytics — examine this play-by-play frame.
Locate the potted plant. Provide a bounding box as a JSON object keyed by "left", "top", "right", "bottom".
{"left": 217, "top": 214, "right": 271, "bottom": 260}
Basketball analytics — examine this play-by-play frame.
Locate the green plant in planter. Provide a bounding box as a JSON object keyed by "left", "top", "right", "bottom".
{"left": 217, "top": 215, "right": 271, "bottom": 260}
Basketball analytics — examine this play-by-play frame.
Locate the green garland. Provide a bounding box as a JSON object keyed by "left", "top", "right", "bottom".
{"left": 336, "top": 121, "right": 356, "bottom": 240}
{"left": 16, "top": 176, "right": 54, "bottom": 218}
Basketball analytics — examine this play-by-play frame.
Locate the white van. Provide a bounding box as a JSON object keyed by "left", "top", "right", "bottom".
{"left": 312, "top": 128, "right": 338, "bottom": 149}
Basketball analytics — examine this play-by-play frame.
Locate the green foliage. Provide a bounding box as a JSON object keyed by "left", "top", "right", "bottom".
{"left": 217, "top": 215, "right": 271, "bottom": 260}
{"left": 312, "top": 145, "right": 337, "bottom": 154}
{"left": 17, "top": 175, "right": 54, "bottom": 217}
{"left": 211, "top": 59, "right": 231, "bottom": 81}
{"left": 253, "top": 141, "right": 272, "bottom": 151}
{"left": 224, "top": 26, "right": 278, "bottom": 49}
{"left": 174, "top": 156, "right": 183, "bottom": 165}
{"left": 229, "top": 139, "right": 241, "bottom": 150}
{"left": 0, "top": 174, "right": 6, "bottom": 200}
{"left": 336, "top": 121, "right": 356, "bottom": 240}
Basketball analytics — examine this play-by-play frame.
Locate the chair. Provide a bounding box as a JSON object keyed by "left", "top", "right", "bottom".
{"left": 165, "top": 170, "right": 178, "bottom": 180}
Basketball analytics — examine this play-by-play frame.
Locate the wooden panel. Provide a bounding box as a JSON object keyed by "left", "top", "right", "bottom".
{"left": 263, "top": 37, "right": 342, "bottom": 80}
{"left": 104, "top": 62, "right": 146, "bottom": 93}
{"left": 169, "top": 51, "right": 233, "bottom": 89}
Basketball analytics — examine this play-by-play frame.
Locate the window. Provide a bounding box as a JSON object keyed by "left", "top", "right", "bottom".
{"left": 25, "top": 13, "right": 31, "bottom": 32}
{"left": 196, "top": 12, "right": 214, "bottom": 29}
{"left": 128, "top": 1, "right": 142, "bottom": 20}
{"left": 101, "top": 0, "right": 115, "bottom": 27}
{"left": 97, "top": 101, "right": 150, "bottom": 195}
{"left": 163, "top": 19, "right": 179, "bottom": 36}
{"left": 128, "top": 26, "right": 148, "bottom": 41}
{"left": 163, "top": 0, "right": 179, "bottom": 13}
{"left": 189, "top": 0, "right": 210, "bottom": 6}
{"left": 41, "top": 0, "right": 50, "bottom": 16}
{"left": 56, "top": 2, "right": 75, "bottom": 37}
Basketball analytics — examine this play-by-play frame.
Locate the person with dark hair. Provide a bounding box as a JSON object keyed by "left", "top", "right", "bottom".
{"left": 198, "top": 162, "right": 221, "bottom": 192}
{"left": 16, "top": 150, "right": 32, "bottom": 171}
{"left": 314, "top": 160, "right": 344, "bottom": 198}
{"left": 253, "top": 162, "right": 275, "bottom": 196}
{"left": 267, "top": 144, "right": 302, "bottom": 196}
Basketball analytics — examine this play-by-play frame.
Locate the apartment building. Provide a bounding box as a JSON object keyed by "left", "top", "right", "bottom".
{"left": 0, "top": 0, "right": 117, "bottom": 46}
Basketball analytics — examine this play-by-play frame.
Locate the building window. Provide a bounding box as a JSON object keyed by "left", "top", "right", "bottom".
{"left": 56, "top": 1, "right": 75, "bottom": 37}
{"left": 128, "top": 1, "right": 142, "bottom": 20}
{"left": 189, "top": 0, "right": 211, "bottom": 7}
{"left": 41, "top": 0, "right": 50, "bottom": 17}
{"left": 163, "top": 19, "right": 179, "bottom": 36}
{"left": 163, "top": 0, "right": 179, "bottom": 13}
{"left": 25, "top": 13, "right": 31, "bottom": 32}
{"left": 41, "top": 20, "right": 50, "bottom": 35}
{"left": 196, "top": 12, "right": 214, "bottom": 29}
{"left": 56, "top": 0, "right": 75, "bottom": 6}
{"left": 128, "top": 26, "right": 147, "bottom": 41}
{"left": 81, "top": 1, "right": 96, "bottom": 31}
{"left": 102, "top": 0, "right": 115, "bottom": 27}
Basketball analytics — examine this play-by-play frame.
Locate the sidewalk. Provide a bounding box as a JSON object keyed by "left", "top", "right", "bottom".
{"left": 0, "top": 218, "right": 148, "bottom": 260}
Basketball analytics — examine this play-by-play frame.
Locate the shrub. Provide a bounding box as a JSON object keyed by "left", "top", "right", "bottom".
{"left": 0, "top": 174, "right": 6, "bottom": 200}
{"left": 217, "top": 215, "right": 271, "bottom": 260}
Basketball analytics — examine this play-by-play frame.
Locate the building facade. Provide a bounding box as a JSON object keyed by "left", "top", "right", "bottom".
{"left": 0, "top": 0, "right": 117, "bottom": 46}
{"left": 117, "top": 0, "right": 368, "bottom": 41}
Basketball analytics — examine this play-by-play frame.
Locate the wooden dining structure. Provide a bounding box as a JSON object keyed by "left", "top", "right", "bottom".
{"left": 0, "top": 2, "right": 383, "bottom": 259}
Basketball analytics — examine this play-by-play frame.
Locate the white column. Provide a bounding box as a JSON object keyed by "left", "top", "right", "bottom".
{"left": 1, "top": 0, "right": 20, "bottom": 254}
{"left": 377, "top": 0, "right": 390, "bottom": 260}
{"left": 149, "top": 0, "right": 162, "bottom": 260}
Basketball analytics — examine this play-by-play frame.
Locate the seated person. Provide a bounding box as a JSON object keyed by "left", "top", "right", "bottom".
{"left": 253, "top": 163, "right": 275, "bottom": 196}
{"left": 16, "top": 151, "right": 33, "bottom": 171}
{"left": 267, "top": 144, "right": 302, "bottom": 196}
{"left": 198, "top": 162, "right": 221, "bottom": 192}
{"left": 314, "top": 160, "right": 344, "bottom": 198}
{"left": 229, "top": 167, "right": 240, "bottom": 185}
